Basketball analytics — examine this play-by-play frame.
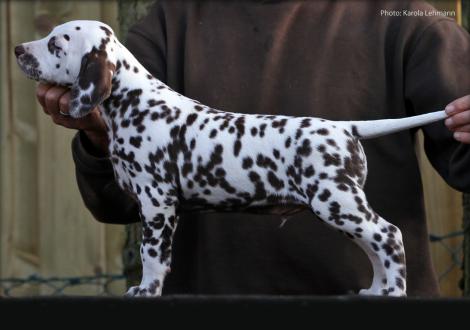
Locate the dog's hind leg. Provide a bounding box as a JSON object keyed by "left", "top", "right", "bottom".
{"left": 309, "top": 182, "right": 406, "bottom": 296}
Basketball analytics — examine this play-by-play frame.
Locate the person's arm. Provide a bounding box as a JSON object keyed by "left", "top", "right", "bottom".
{"left": 405, "top": 19, "right": 470, "bottom": 192}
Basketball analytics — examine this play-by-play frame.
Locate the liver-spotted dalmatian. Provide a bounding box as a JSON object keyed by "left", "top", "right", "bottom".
{"left": 15, "top": 20, "right": 448, "bottom": 297}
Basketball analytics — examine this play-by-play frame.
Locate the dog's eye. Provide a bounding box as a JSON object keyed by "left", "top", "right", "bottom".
{"left": 64, "top": 34, "right": 70, "bottom": 41}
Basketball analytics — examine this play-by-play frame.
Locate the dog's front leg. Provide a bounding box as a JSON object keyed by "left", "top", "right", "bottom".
{"left": 125, "top": 194, "right": 179, "bottom": 297}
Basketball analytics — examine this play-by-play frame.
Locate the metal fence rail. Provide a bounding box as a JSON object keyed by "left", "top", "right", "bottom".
{"left": 430, "top": 231, "right": 464, "bottom": 287}
{"left": 0, "top": 274, "right": 126, "bottom": 297}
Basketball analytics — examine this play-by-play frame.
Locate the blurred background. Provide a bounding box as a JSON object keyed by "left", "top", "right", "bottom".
{"left": 0, "top": 0, "right": 469, "bottom": 297}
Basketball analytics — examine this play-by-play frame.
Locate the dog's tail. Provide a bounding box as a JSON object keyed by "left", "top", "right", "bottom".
{"left": 346, "top": 110, "right": 447, "bottom": 140}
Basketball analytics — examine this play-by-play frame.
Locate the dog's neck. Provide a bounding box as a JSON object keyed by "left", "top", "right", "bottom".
{"left": 103, "top": 45, "right": 166, "bottom": 108}
{"left": 100, "top": 43, "right": 180, "bottom": 143}
{"left": 113, "top": 45, "right": 168, "bottom": 94}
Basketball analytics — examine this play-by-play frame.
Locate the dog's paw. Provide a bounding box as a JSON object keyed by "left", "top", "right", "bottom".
{"left": 358, "top": 287, "right": 406, "bottom": 297}
{"left": 384, "top": 287, "right": 407, "bottom": 297}
{"left": 125, "top": 280, "right": 162, "bottom": 297}
{"left": 358, "top": 288, "right": 383, "bottom": 296}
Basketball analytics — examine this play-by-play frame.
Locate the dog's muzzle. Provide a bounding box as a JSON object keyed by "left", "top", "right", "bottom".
{"left": 15, "top": 45, "right": 42, "bottom": 81}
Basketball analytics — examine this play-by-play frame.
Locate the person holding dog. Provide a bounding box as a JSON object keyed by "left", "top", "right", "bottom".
{"left": 36, "top": 1, "right": 470, "bottom": 296}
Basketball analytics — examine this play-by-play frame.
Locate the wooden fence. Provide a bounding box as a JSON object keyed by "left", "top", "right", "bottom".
{"left": 0, "top": 0, "right": 124, "bottom": 295}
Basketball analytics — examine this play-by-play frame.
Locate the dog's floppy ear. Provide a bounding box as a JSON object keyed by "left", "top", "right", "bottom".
{"left": 69, "top": 47, "right": 115, "bottom": 118}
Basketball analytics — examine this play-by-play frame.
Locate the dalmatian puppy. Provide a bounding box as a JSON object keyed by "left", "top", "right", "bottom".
{"left": 15, "top": 20, "right": 448, "bottom": 297}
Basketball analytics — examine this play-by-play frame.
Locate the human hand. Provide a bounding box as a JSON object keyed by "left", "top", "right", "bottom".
{"left": 445, "top": 95, "right": 470, "bottom": 144}
{"left": 36, "top": 83, "right": 109, "bottom": 154}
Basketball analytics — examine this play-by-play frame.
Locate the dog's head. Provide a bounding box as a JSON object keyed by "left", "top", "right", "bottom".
{"left": 15, "top": 20, "right": 117, "bottom": 118}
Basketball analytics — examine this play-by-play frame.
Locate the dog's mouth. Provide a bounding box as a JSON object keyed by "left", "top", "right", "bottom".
{"left": 16, "top": 53, "right": 42, "bottom": 81}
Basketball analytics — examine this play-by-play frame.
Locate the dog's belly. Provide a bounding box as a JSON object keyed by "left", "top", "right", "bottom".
{"left": 179, "top": 196, "right": 308, "bottom": 216}
{"left": 111, "top": 156, "right": 307, "bottom": 216}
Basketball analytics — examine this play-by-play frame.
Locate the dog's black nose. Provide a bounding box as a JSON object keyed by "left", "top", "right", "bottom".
{"left": 14, "top": 45, "right": 25, "bottom": 57}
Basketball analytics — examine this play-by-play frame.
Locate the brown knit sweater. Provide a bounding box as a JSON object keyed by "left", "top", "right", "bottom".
{"left": 72, "top": 0, "right": 470, "bottom": 296}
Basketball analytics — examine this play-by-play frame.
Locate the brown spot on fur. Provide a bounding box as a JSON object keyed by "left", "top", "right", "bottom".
{"left": 72, "top": 48, "right": 115, "bottom": 113}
